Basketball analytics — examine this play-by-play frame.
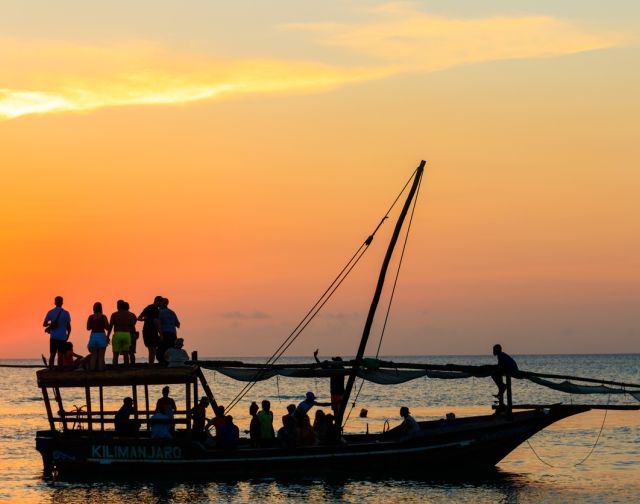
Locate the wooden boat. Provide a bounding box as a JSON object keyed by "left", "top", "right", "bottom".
{"left": 34, "top": 161, "right": 639, "bottom": 479}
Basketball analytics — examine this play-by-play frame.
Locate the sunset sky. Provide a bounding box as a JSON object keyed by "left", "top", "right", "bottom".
{"left": 1, "top": 1, "right": 639, "bottom": 358}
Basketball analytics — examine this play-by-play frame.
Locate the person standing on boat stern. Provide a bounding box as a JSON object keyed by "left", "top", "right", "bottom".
{"left": 107, "top": 299, "right": 135, "bottom": 366}
{"left": 43, "top": 296, "right": 71, "bottom": 370}
{"left": 138, "top": 295, "right": 163, "bottom": 365}
{"left": 314, "top": 349, "right": 345, "bottom": 414}
{"left": 158, "top": 297, "right": 180, "bottom": 365}
{"left": 87, "top": 301, "right": 109, "bottom": 371}
{"left": 492, "top": 344, "right": 519, "bottom": 405}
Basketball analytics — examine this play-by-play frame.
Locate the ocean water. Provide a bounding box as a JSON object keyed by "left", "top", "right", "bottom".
{"left": 1, "top": 354, "right": 639, "bottom": 503}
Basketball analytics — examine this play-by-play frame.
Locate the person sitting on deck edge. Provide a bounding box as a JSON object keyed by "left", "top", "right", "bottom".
{"left": 165, "top": 338, "right": 189, "bottom": 367}
{"left": 492, "top": 344, "right": 520, "bottom": 406}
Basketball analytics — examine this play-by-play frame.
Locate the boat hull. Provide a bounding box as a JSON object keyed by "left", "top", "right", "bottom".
{"left": 36, "top": 405, "right": 588, "bottom": 480}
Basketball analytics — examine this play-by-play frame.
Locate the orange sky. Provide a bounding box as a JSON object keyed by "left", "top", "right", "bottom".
{"left": 1, "top": 1, "right": 639, "bottom": 358}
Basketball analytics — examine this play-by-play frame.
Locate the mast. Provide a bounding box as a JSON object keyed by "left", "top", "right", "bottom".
{"left": 336, "top": 160, "right": 425, "bottom": 426}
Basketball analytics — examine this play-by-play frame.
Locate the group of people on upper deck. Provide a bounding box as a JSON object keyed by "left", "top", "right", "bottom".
{"left": 43, "top": 295, "right": 189, "bottom": 371}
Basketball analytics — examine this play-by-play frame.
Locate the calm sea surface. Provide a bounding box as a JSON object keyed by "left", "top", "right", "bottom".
{"left": 1, "top": 354, "right": 639, "bottom": 503}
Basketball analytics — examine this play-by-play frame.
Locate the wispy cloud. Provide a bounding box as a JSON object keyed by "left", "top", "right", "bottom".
{"left": 284, "top": 1, "right": 626, "bottom": 72}
{"left": 0, "top": 3, "right": 627, "bottom": 120}
{"left": 221, "top": 311, "right": 271, "bottom": 320}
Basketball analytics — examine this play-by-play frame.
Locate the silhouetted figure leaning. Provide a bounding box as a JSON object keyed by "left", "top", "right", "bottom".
{"left": 491, "top": 344, "right": 520, "bottom": 406}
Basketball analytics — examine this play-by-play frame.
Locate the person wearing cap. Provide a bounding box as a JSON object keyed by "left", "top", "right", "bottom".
{"left": 138, "top": 295, "right": 163, "bottom": 365}
{"left": 165, "top": 338, "right": 189, "bottom": 367}
{"left": 399, "top": 406, "right": 420, "bottom": 437}
{"left": 314, "top": 349, "right": 346, "bottom": 414}
{"left": 293, "top": 391, "right": 332, "bottom": 419}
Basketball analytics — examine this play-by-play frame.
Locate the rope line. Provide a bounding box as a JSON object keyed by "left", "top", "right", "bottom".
{"left": 343, "top": 175, "right": 423, "bottom": 428}
{"left": 225, "top": 171, "right": 418, "bottom": 413}
{"left": 526, "top": 395, "right": 610, "bottom": 468}
{"left": 375, "top": 175, "right": 422, "bottom": 358}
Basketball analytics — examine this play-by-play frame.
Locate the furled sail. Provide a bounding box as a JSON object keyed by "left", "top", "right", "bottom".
{"left": 527, "top": 375, "right": 640, "bottom": 402}
{"left": 205, "top": 366, "right": 470, "bottom": 385}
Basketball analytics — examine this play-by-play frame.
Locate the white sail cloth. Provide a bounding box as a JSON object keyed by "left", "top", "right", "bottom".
{"left": 209, "top": 367, "right": 470, "bottom": 385}
{"left": 527, "top": 376, "right": 640, "bottom": 402}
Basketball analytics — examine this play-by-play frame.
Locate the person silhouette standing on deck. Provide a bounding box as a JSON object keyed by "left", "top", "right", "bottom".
{"left": 43, "top": 296, "right": 71, "bottom": 370}
{"left": 492, "top": 344, "right": 519, "bottom": 406}
{"left": 314, "top": 349, "right": 345, "bottom": 414}
{"left": 138, "top": 295, "right": 163, "bottom": 365}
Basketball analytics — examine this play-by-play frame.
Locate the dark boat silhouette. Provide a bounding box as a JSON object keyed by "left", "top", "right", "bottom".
{"left": 34, "top": 161, "right": 639, "bottom": 479}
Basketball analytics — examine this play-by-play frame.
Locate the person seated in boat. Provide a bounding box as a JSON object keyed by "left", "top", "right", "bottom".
{"left": 282, "top": 403, "right": 296, "bottom": 426}
{"left": 156, "top": 386, "right": 177, "bottom": 432}
{"left": 277, "top": 414, "right": 297, "bottom": 448}
{"left": 314, "top": 349, "right": 345, "bottom": 414}
{"left": 150, "top": 404, "right": 173, "bottom": 439}
{"left": 257, "top": 400, "right": 275, "bottom": 447}
{"left": 491, "top": 344, "right": 520, "bottom": 406}
{"left": 211, "top": 405, "right": 226, "bottom": 438}
{"left": 218, "top": 415, "right": 240, "bottom": 450}
{"left": 114, "top": 397, "right": 141, "bottom": 436}
{"left": 399, "top": 406, "right": 420, "bottom": 437}
{"left": 296, "top": 413, "right": 316, "bottom": 446}
{"left": 165, "top": 338, "right": 189, "bottom": 367}
{"left": 313, "top": 409, "right": 328, "bottom": 445}
{"left": 191, "top": 397, "right": 210, "bottom": 441}
{"left": 293, "top": 391, "right": 332, "bottom": 420}
{"left": 246, "top": 401, "right": 261, "bottom": 447}
{"left": 324, "top": 413, "right": 341, "bottom": 445}
{"left": 60, "top": 341, "right": 87, "bottom": 370}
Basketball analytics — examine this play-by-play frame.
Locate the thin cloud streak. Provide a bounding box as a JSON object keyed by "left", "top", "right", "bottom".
{"left": 0, "top": 5, "right": 627, "bottom": 120}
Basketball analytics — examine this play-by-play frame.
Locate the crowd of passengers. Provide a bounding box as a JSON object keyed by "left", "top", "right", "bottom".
{"left": 110, "top": 388, "right": 400, "bottom": 450}
{"left": 43, "top": 295, "right": 188, "bottom": 371}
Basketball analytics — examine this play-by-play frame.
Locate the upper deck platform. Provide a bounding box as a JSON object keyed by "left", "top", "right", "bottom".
{"left": 36, "top": 365, "right": 199, "bottom": 388}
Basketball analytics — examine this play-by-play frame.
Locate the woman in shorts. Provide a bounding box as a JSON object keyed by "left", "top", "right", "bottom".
{"left": 87, "top": 302, "right": 109, "bottom": 370}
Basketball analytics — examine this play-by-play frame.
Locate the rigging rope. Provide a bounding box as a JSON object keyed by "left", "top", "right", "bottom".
{"left": 343, "top": 175, "right": 423, "bottom": 428}
{"left": 526, "top": 395, "right": 610, "bottom": 468}
{"left": 225, "top": 168, "right": 419, "bottom": 413}
{"left": 375, "top": 175, "right": 422, "bottom": 358}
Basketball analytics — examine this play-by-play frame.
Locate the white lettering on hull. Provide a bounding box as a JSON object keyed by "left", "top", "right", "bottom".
{"left": 90, "top": 445, "right": 182, "bottom": 460}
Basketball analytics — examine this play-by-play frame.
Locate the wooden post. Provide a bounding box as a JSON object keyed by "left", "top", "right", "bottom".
{"left": 53, "top": 387, "right": 67, "bottom": 431}
{"left": 132, "top": 385, "right": 139, "bottom": 422}
{"left": 186, "top": 381, "right": 192, "bottom": 430}
{"left": 85, "top": 386, "right": 92, "bottom": 433}
{"left": 99, "top": 386, "right": 104, "bottom": 431}
{"left": 196, "top": 368, "right": 218, "bottom": 409}
{"left": 42, "top": 388, "right": 56, "bottom": 431}
{"left": 506, "top": 375, "right": 513, "bottom": 414}
{"left": 144, "top": 384, "right": 150, "bottom": 431}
